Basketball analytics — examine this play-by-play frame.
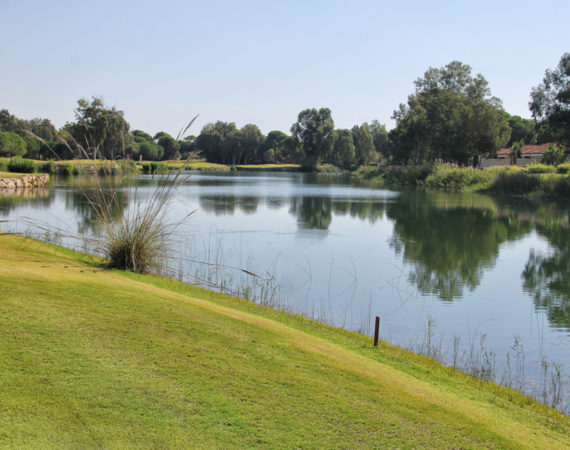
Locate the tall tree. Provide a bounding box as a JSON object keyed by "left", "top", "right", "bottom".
{"left": 506, "top": 113, "right": 537, "bottom": 147}
{"left": 351, "top": 124, "right": 376, "bottom": 166}
{"left": 0, "top": 131, "right": 27, "bottom": 157}
{"left": 154, "top": 132, "right": 180, "bottom": 160}
{"left": 331, "top": 129, "right": 356, "bottom": 168}
{"left": 530, "top": 52, "right": 570, "bottom": 147}
{"left": 290, "top": 108, "right": 334, "bottom": 168}
{"left": 393, "top": 61, "right": 510, "bottom": 165}
{"left": 65, "top": 97, "right": 132, "bottom": 160}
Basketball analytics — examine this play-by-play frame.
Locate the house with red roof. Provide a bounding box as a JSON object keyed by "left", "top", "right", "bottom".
{"left": 495, "top": 143, "right": 552, "bottom": 159}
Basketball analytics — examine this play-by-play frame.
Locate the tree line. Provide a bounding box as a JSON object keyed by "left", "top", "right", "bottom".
{"left": 1, "top": 53, "right": 568, "bottom": 169}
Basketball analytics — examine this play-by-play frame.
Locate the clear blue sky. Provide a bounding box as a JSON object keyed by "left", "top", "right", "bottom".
{"left": 1, "top": 0, "right": 568, "bottom": 137}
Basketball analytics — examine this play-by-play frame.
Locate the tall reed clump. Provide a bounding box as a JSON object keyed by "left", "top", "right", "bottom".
{"left": 86, "top": 169, "right": 190, "bottom": 273}
{"left": 86, "top": 116, "right": 199, "bottom": 273}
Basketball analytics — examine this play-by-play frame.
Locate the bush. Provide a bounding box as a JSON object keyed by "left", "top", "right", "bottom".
{"left": 383, "top": 165, "right": 433, "bottom": 186}
{"left": 527, "top": 163, "right": 556, "bottom": 174}
{"left": 7, "top": 156, "right": 37, "bottom": 173}
{"left": 540, "top": 144, "right": 566, "bottom": 166}
{"left": 491, "top": 170, "right": 540, "bottom": 195}
{"left": 119, "top": 159, "right": 137, "bottom": 174}
{"left": 557, "top": 163, "right": 570, "bottom": 174}
{"left": 141, "top": 162, "right": 167, "bottom": 174}
{"left": 40, "top": 160, "right": 56, "bottom": 174}
{"left": 424, "top": 164, "right": 492, "bottom": 190}
{"left": 0, "top": 158, "right": 7, "bottom": 172}
{"left": 99, "top": 165, "right": 120, "bottom": 176}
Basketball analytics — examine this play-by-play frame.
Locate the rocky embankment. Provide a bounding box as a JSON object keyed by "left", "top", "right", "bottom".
{"left": 0, "top": 174, "right": 49, "bottom": 189}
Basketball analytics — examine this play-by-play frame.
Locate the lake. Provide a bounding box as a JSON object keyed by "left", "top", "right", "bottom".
{"left": 2, "top": 171, "right": 569, "bottom": 410}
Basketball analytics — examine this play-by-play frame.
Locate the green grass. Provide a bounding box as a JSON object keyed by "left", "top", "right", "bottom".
{"left": 0, "top": 235, "right": 568, "bottom": 447}
{"left": 0, "top": 171, "right": 29, "bottom": 178}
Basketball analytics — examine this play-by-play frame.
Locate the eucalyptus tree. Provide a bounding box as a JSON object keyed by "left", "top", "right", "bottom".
{"left": 291, "top": 108, "right": 335, "bottom": 169}
{"left": 331, "top": 129, "right": 355, "bottom": 169}
{"left": 530, "top": 52, "right": 570, "bottom": 147}
{"left": 392, "top": 61, "right": 510, "bottom": 165}
{"left": 65, "top": 97, "right": 132, "bottom": 160}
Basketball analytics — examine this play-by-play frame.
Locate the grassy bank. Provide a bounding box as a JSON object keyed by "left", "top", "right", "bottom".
{"left": 355, "top": 163, "right": 570, "bottom": 197}
{"left": 0, "top": 235, "right": 568, "bottom": 447}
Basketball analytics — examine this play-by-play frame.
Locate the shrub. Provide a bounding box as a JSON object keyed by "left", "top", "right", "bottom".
{"left": 98, "top": 165, "right": 120, "bottom": 176}
{"left": 119, "top": 159, "right": 137, "bottom": 174}
{"left": 7, "top": 156, "right": 37, "bottom": 173}
{"left": 557, "top": 163, "right": 570, "bottom": 174}
{"left": 0, "top": 158, "right": 7, "bottom": 172}
{"left": 527, "top": 163, "right": 556, "bottom": 174}
{"left": 540, "top": 144, "right": 566, "bottom": 166}
{"left": 141, "top": 162, "right": 167, "bottom": 174}
{"left": 40, "top": 160, "right": 56, "bottom": 174}
{"left": 424, "top": 164, "right": 492, "bottom": 190}
{"left": 491, "top": 170, "right": 540, "bottom": 195}
{"left": 383, "top": 165, "right": 433, "bottom": 186}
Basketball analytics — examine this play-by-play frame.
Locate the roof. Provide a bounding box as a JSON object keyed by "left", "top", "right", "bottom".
{"left": 496, "top": 143, "right": 552, "bottom": 156}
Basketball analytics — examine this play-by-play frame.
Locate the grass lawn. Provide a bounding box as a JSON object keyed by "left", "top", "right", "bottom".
{"left": 0, "top": 171, "right": 27, "bottom": 178}
{"left": 0, "top": 235, "right": 568, "bottom": 448}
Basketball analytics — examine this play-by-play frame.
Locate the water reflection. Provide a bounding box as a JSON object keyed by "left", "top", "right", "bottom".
{"left": 523, "top": 224, "right": 570, "bottom": 331}
{"left": 290, "top": 197, "right": 332, "bottom": 230}
{"left": 0, "top": 188, "right": 53, "bottom": 216}
{"left": 386, "top": 192, "right": 532, "bottom": 301}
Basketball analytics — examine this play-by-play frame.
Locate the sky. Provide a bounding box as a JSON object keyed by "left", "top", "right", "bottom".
{"left": 1, "top": 0, "right": 569, "bottom": 137}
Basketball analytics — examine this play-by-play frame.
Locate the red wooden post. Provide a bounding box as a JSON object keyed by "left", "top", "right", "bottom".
{"left": 373, "top": 315, "right": 380, "bottom": 347}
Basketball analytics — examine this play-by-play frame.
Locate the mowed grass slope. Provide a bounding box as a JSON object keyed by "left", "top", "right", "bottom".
{"left": 0, "top": 235, "right": 568, "bottom": 448}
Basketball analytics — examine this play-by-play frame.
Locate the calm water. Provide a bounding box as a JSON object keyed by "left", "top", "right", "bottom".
{"left": 2, "top": 171, "right": 570, "bottom": 408}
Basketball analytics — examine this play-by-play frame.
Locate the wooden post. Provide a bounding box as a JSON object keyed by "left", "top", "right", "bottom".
{"left": 373, "top": 316, "right": 380, "bottom": 347}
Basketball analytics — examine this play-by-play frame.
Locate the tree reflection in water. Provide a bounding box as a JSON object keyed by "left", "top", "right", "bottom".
{"left": 523, "top": 225, "right": 570, "bottom": 332}
{"left": 386, "top": 192, "right": 531, "bottom": 301}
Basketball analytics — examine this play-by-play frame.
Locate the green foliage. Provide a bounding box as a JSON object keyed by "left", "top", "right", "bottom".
{"left": 506, "top": 114, "right": 537, "bottom": 147}
{"left": 155, "top": 132, "right": 180, "bottom": 160}
{"left": 291, "top": 108, "right": 334, "bottom": 168}
{"left": 383, "top": 165, "right": 433, "bottom": 186}
{"left": 65, "top": 97, "right": 132, "bottom": 159}
{"left": 424, "top": 164, "right": 492, "bottom": 190}
{"left": 331, "top": 129, "right": 355, "bottom": 169}
{"left": 557, "top": 163, "right": 570, "bottom": 174}
{"left": 7, "top": 156, "right": 37, "bottom": 173}
{"left": 491, "top": 169, "right": 540, "bottom": 195}
{"left": 391, "top": 61, "right": 510, "bottom": 165}
{"left": 141, "top": 162, "right": 167, "bottom": 174}
{"left": 527, "top": 163, "right": 557, "bottom": 174}
{"left": 540, "top": 144, "right": 566, "bottom": 166}
{"left": 40, "top": 160, "right": 56, "bottom": 174}
{"left": 138, "top": 140, "right": 164, "bottom": 161}
{"left": 119, "top": 159, "right": 137, "bottom": 173}
{"left": 98, "top": 164, "right": 120, "bottom": 176}
{"left": 530, "top": 52, "right": 570, "bottom": 147}
{"left": 351, "top": 124, "right": 376, "bottom": 166}
{"left": 0, "top": 158, "right": 7, "bottom": 172}
{"left": 0, "top": 131, "right": 27, "bottom": 157}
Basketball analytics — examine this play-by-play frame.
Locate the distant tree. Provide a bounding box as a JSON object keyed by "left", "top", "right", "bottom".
{"left": 133, "top": 130, "right": 154, "bottom": 142}
{"left": 351, "top": 124, "right": 376, "bottom": 166}
{"left": 331, "top": 129, "right": 356, "bottom": 168}
{"left": 263, "top": 130, "right": 289, "bottom": 162}
{"left": 291, "top": 108, "right": 334, "bottom": 168}
{"left": 239, "top": 124, "right": 264, "bottom": 164}
{"left": 530, "top": 52, "right": 570, "bottom": 147}
{"left": 0, "top": 131, "right": 27, "bottom": 157}
{"left": 366, "top": 120, "right": 389, "bottom": 156}
{"left": 26, "top": 118, "right": 58, "bottom": 142}
{"left": 393, "top": 61, "right": 510, "bottom": 166}
{"left": 0, "top": 109, "right": 29, "bottom": 134}
{"left": 138, "top": 140, "right": 164, "bottom": 161}
{"left": 196, "top": 121, "right": 238, "bottom": 164}
{"left": 179, "top": 135, "right": 197, "bottom": 158}
{"left": 65, "top": 97, "right": 131, "bottom": 159}
{"left": 506, "top": 114, "right": 537, "bottom": 147}
{"left": 154, "top": 132, "right": 180, "bottom": 160}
